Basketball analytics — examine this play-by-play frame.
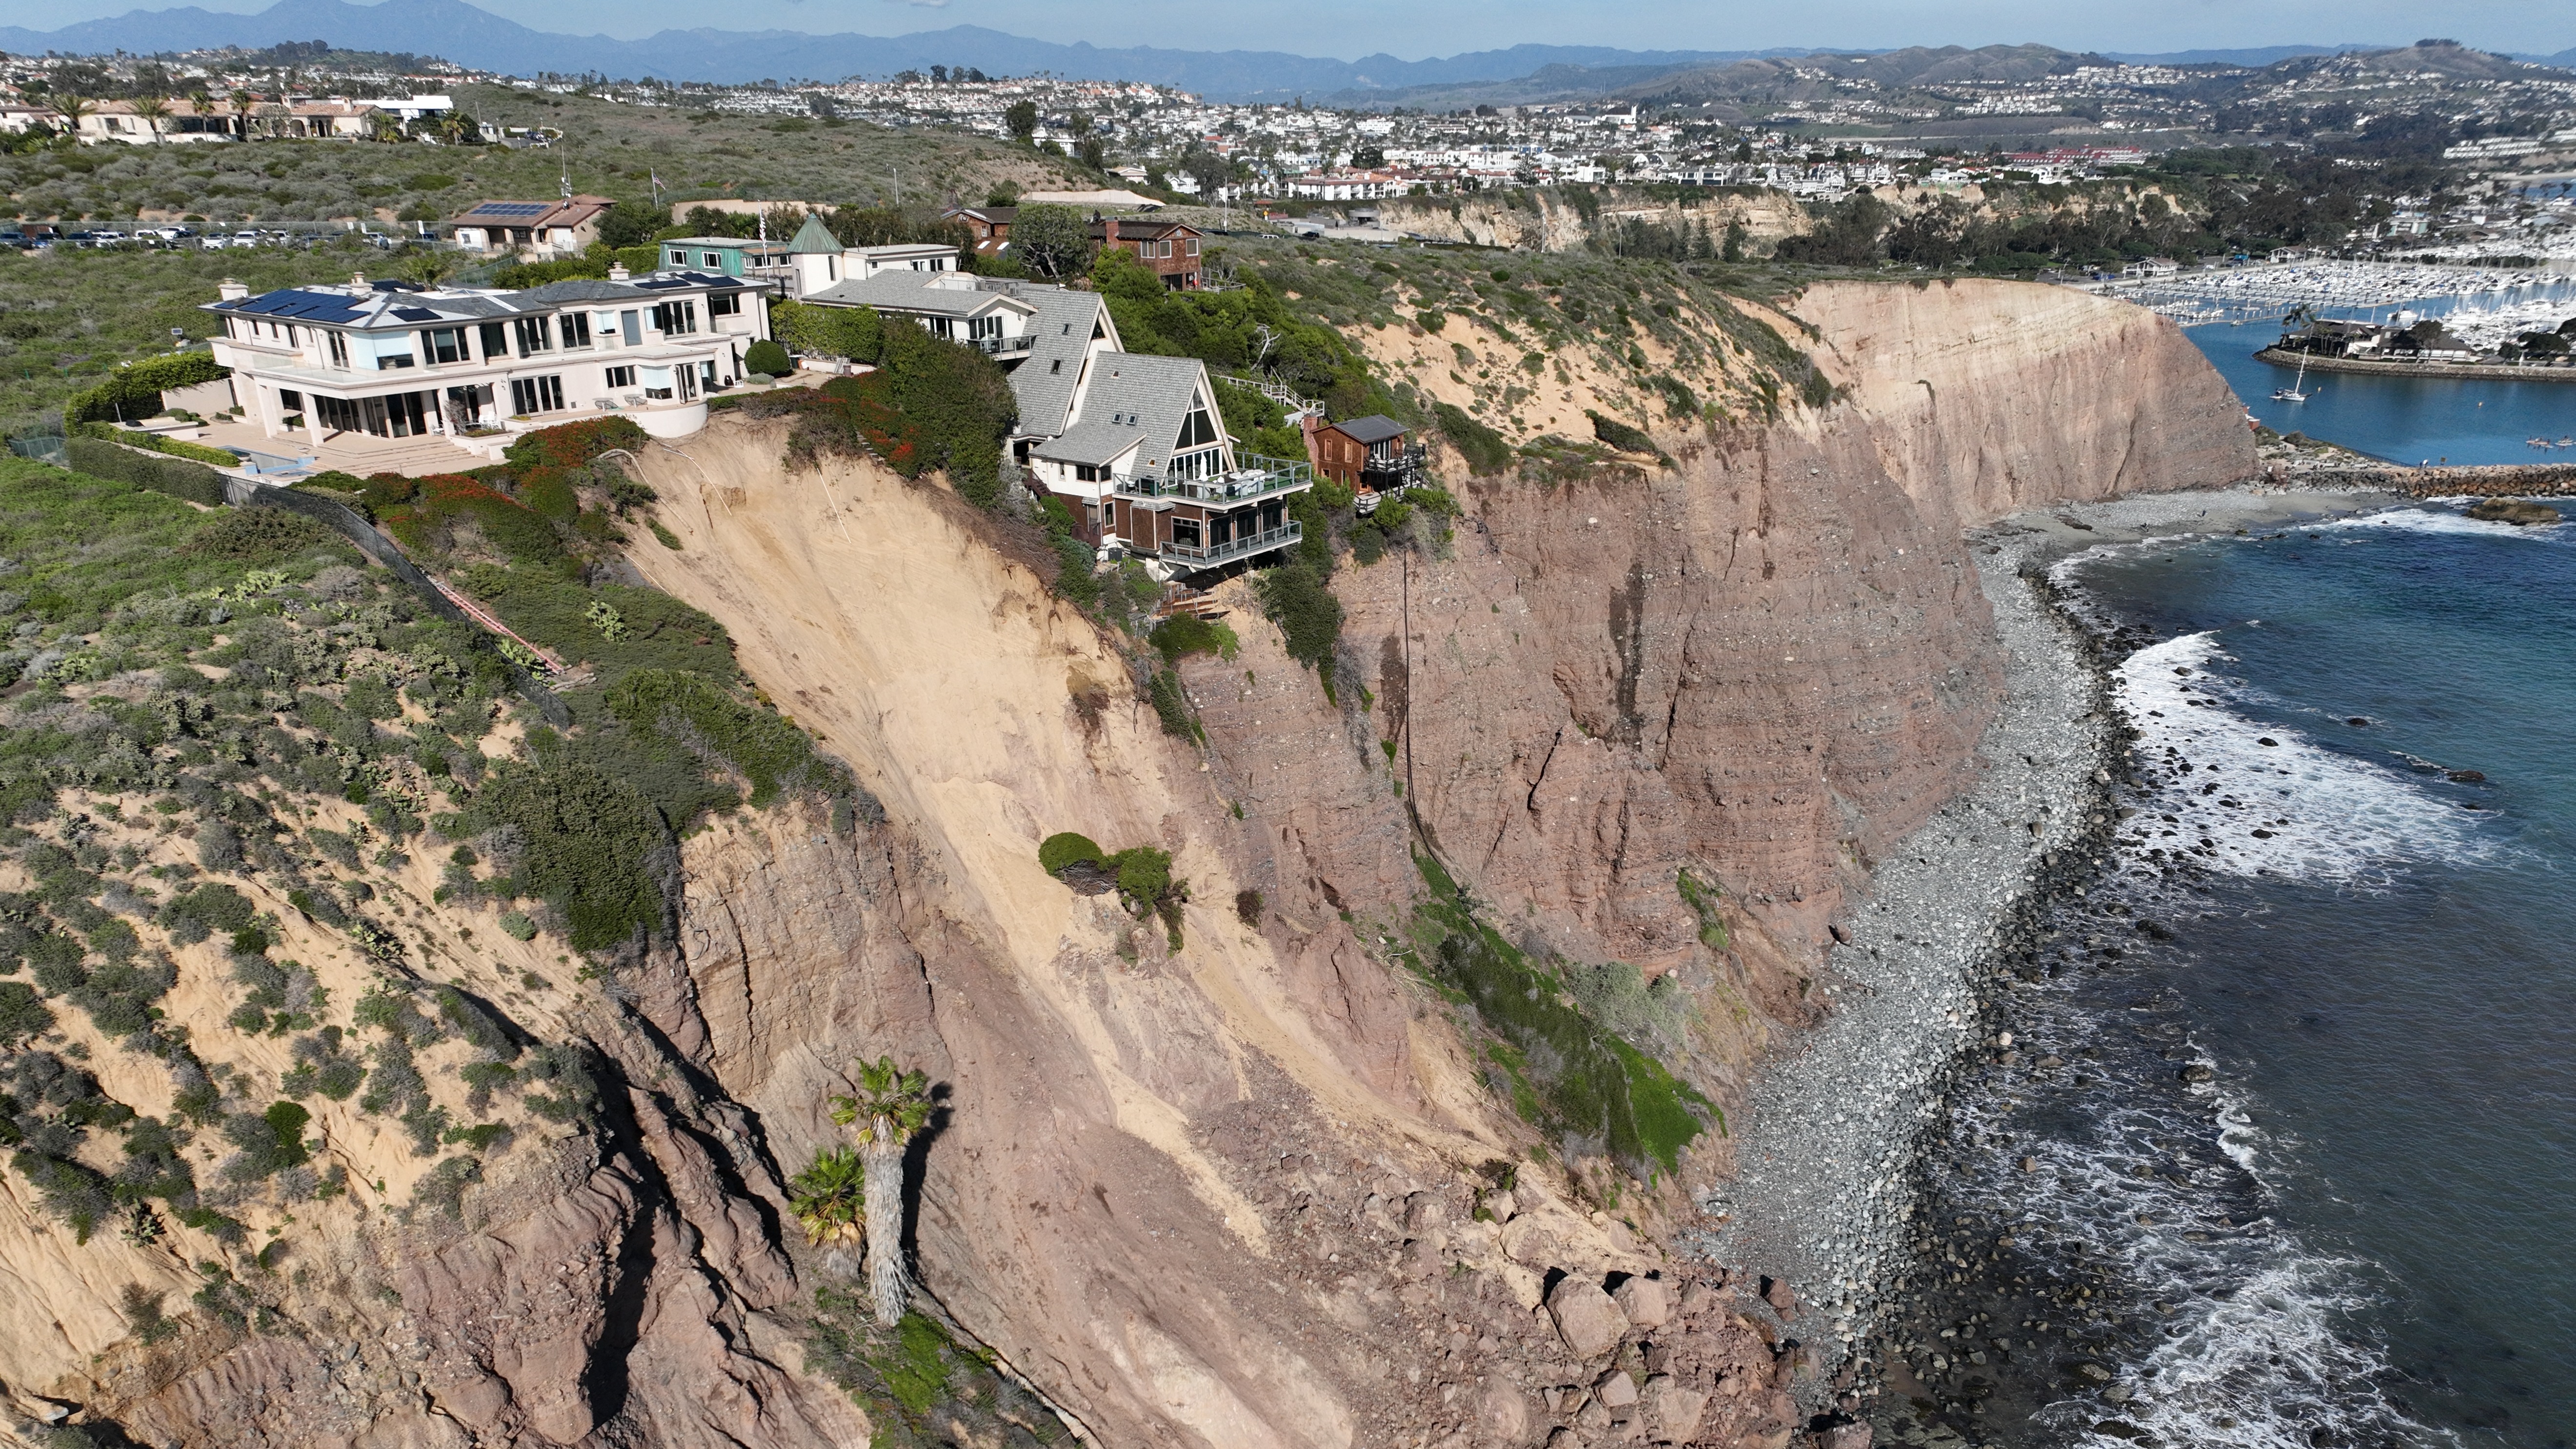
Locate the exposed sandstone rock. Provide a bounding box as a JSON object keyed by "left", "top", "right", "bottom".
{"left": 1547, "top": 1280, "right": 1627, "bottom": 1358}
{"left": 1612, "top": 1275, "right": 1671, "bottom": 1329}
{"left": 1638, "top": 1372, "right": 1709, "bottom": 1443}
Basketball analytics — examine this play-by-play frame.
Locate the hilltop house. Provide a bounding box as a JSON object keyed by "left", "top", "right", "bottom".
{"left": 781, "top": 213, "right": 958, "bottom": 297}
{"left": 1306, "top": 413, "right": 1426, "bottom": 509}
{"left": 945, "top": 206, "right": 1014, "bottom": 264}
{"left": 448, "top": 196, "right": 619, "bottom": 260}
{"left": 1089, "top": 216, "right": 1204, "bottom": 290}
{"left": 800, "top": 268, "right": 1308, "bottom": 574}
{"left": 658, "top": 236, "right": 792, "bottom": 280}
{"left": 202, "top": 266, "right": 773, "bottom": 450}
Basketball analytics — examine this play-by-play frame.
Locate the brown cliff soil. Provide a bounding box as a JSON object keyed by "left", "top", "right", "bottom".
{"left": 0, "top": 280, "right": 2253, "bottom": 1449}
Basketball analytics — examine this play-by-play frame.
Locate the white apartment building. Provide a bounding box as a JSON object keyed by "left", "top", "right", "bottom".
{"left": 202, "top": 268, "right": 773, "bottom": 448}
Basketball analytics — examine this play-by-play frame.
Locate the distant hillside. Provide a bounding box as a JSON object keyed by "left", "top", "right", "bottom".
{"left": 0, "top": 0, "right": 1762, "bottom": 101}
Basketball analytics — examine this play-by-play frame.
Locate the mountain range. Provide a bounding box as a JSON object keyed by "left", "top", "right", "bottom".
{"left": 0, "top": 0, "right": 2569, "bottom": 102}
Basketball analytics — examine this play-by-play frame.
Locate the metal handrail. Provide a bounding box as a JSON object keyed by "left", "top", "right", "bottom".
{"left": 1118, "top": 452, "right": 1313, "bottom": 503}
{"left": 1159, "top": 521, "right": 1303, "bottom": 565}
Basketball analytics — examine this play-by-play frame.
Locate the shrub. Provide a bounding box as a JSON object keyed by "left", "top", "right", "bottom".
{"left": 63, "top": 351, "right": 229, "bottom": 424}
{"left": 744, "top": 339, "right": 793, "bottom": 376}
{"left": 516, "top": 466, "right": 579, "bottom": 522}
{"left": 1586, "top": 410, "right": 1666, "bottom": 461}
{"left": 504, "top": 416, "right": 646, "bottom": 472}
{"left": 1146, "top": 668, "right": 1199, "bottom": 741}
{"left": 498, "top": 910, "right": 537, "bottom": 941}
{"left": 0, "top": 981, "right": 53, "bottom": 1045}
{"left": 1256, "top": 563, "right": 1343, "bottom": 695}
{"left": 1038, "top": 832, "right": 1107, "bottom": 875}
{"left": 1148, "top": 614, "right": 1238, "bottom": 665}
{"left": 1433, "top": 402, "right": 1512, "bottom": 476}
{"left": 604, "top": 667, "right": 831, "bottom": 807}
{"left": 771, "top": 300, "right": 883, "bottom": 362}
{"left": 64, "top": 434, "right": 227, "bottom": 506}
{"left": 183, "top": 507, "right": 330, "bottom": 561}
{"left": 466, "top": 753, "right": 669, "bottom": 951}
{"left": 380, "top": 473, "right": 563, "bottom": 565}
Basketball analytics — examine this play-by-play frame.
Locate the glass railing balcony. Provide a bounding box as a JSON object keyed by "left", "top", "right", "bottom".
{"left": 969, "top": 333, "right": 1035, "bottom": 356}
{"left": 1158, "top": 521, "right": 1303, "bottom": 566}
{"left": 1115, "top": 452, "right": 1313, "bottom": 503}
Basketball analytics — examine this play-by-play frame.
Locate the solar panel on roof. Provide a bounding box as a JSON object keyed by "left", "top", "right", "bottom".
{"left": 468, "top": 202, "right": 550, "bottom": 218}
{"left": 391, "top": 307, "right": 440, "bottom": 322}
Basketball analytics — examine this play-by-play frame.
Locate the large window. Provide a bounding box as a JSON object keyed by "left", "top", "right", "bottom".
{"left": 560, "top": 312, "right": 593, "bottom": 348}
{"left": 513, "top": 315, "right": 552, "bottom": 355}
{"left": 1178, "top": 400, "right": 1219, "bottom": 448}
{"left": 422, "top": 327, "right": 465, "bottom": 365}
{"left": 707, "top": 291, "right": 743, "bottom": 318}
{"left": 509, "top": 376, "right": 565, "bottom": 415}
{"left": 479, "top": 322, "right": 509, "bottom": 361}
{"left": 651, "top": 300, "right": 698, "bottom": 336}
{"left": 326, "top": 331, "right": 349, "bottom": 368}
{"left": 605, "top": 365, "right": 636, "bottom": 389}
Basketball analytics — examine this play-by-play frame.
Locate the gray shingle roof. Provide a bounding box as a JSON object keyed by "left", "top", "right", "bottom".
{"left": 1329, "top": 414, "right": 1407, "bottom": 445}
{"left": 1065, "top": 352, "right": 1220, "bottom": 478}
{"left": 1006, "top": 284, "right": 1110, "bottom": 439}
{"left": 1032, "top": 420, "right": 1145, "bottom": 468}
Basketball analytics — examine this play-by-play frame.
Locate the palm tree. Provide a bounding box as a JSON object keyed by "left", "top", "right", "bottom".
{"left": 54, "top": 94, "right": 93, "bottom": 142}
{"left": 129, "top": 94, "right": 170, "bottom": 145}
{"left": 229, "top": 90, "right": 254, "bottom": 141}
{"left": 828, "top": 1056, "right": 932, "bottom": 1327}
{"left": 788, "top": 1147, "right": 867, "bottom": 1248}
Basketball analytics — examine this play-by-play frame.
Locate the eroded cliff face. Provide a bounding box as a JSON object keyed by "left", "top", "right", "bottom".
{"left": 2, "top": 282, "right": 2253, "bottom": 1449}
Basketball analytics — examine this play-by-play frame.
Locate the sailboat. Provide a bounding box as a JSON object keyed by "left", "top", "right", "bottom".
{"left": 2272, "top": 351, "right": 2312, "bottom": 403}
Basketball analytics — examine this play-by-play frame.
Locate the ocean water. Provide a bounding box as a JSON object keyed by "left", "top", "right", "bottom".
{"left": 1899, "top": 508, "right": 2576, "bottom": 1448}
{"left": 2182, "top": 321, "right": 2576, "bottom": 468}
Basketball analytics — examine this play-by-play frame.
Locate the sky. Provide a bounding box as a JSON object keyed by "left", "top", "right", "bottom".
{"left": 4, "top": 0, "right": 2573, "bottom": 60}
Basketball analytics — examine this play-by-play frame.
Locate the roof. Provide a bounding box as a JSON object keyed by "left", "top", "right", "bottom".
{"left": 1003, "top": 283, "right": 1114, "bottom": 439}
{"left": 206, "top": 269, "right": 752, "bottom": 330}
{"left": 1031, "top": 420, "right": 1147, "bottom": 468}
{"left": 787, "top": 213, "right": 841, "bottom": 255}
{"left": 1054, "top": 352, "right": 1218, "bottom": 477}
{"left": 1090, "top": 217, "right": 1199, "bottom": 241}
{"left": 450, "top": 195, "right": 617, "bottom": 229}
{"left": 804, "top": 271, "right": 1028, "bottom": 320}
{"left": 947, "top": 207, "right": 1016, "bottom": 226}
{"left": 1325, "top": 414, "right": 1407, "bottom": 444}
{"left": 1023, "top": 189, "right": 1163, "bottom": 210}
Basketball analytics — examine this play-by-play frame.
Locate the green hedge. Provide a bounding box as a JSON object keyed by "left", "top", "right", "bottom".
{"left": 64, "top": 434, "right": 228, "bottom": 506}
{"left": 64, "top": 351, "right": 231, "bottom": 424}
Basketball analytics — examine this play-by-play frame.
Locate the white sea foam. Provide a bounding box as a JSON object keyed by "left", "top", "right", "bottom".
{"left": 2315, "top": 504, "right": 2564, "bottom": 540}
{"left": 2114, "top": 632, "right": 2493, "bottom": 883}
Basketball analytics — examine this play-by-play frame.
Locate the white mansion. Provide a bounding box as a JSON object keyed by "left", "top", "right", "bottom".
{"left": 201, "top": 266, "right": 775, "bottom": 453}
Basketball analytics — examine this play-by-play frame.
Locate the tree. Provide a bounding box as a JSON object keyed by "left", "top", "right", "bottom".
{"left": 789, "top": 1147, "right": 866, "bottom": 1248}
{"left": 1181, "top": 148, "right": 1234, "bottom": 199}
{"left": 129, "top": 94, "right": 169, "bottom": 144}
{"left": 229, "top": 89, "right": 254, "bottom": 140}
{"left": 1349, "top": 144, "right": 1385, "bottom": 170}
{"left": 54, "top": 94, "right": 93, "bottom": 137}
{"left": 829, "top": 1056, "right": 933, "bottom": 1327}
{"left": 398, "top": 247, "right": 455, "bottom": 288}
{"left": 1011, "top": 203, "right": 1091, "bottom": 280}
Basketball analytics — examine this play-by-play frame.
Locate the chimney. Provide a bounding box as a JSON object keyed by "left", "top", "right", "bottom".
{"left": 350, "top": 271, "right": 367, "bottom": 287}
{"left": 1105, "top": 216, "right": 1120, "bottom": 245}
{"left": 1299, "top": 407, "right": 1325, "bottom": 471}
{"left": 608, "top": 263, "right": 630, "bottom": 281}
{"left": 217, "top": 277, "right": 249, "bottom": 302}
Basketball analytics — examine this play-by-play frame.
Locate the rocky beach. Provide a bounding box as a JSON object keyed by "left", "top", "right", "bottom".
{"left": 1697, "top": 483, "right": 2419, "bottom": 1446}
